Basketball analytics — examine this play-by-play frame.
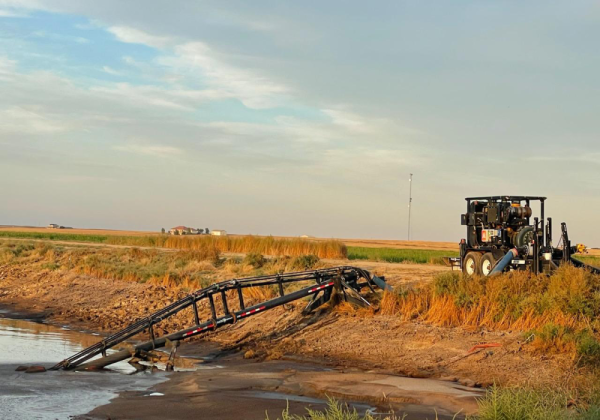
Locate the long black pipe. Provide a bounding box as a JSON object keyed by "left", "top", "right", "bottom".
{"left": 73, "top": 280, "right": 337, "bottom": 370}
{"left": 51, "top": 266, "right": 370, "bottom": 370}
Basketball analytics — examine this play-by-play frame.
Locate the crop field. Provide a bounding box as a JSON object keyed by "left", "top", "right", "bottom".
{"left": 0, "top": 226, "right": 157, "bottom": 236}
{"left": 0, "top": 230, "right": 109, "bottom": 243}
{"left": 347, "top": 246, "right": 458, "bottom": 265}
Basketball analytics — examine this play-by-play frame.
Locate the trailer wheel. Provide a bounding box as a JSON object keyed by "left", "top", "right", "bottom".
{"left": 480, "top": 253, "right": 496, "bottom": 276}
{"left": 463, "top": 252, "right": 481, "bottom": 276}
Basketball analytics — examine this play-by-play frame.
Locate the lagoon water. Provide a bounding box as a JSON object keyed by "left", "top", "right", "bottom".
{"left": 0, "top": 314, "right": 166, "bottom": 420}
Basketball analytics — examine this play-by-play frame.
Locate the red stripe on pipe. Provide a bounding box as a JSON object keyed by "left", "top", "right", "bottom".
{"left": 239, "top": 306, "right": 266, "bottom": 318}
{"left": 309, "top": 281, "right": 334, "bottom": 293}
{"left": 184, "top": 323, "right": 214, "bottom": 337}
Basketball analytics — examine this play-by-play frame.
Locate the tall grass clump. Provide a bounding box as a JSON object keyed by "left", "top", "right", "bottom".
{"left": 474, "top": 385, "right": 571, "bottom": 420}
{"left": 0, "top": 230, "right": 347, "bottom": 259}
{"left": 74, "top": 247, "right": 220, "bottom": 288}
{"left": 267, "top": 398, "right": 404, "bottom": 420}
{"left": 151, "top": 236, "right": 347, "bottom": 259}
{"left": 472, "top": 385, "right": 600, "bottom": 420}
{"left": 348, "top": 247, "right": 458, "bottom": 265}
{"left": 378, "top": 265, "right": 600, "bottom": 364}
{"left": 243, "top": 253, "right": 267, "bottom": 268}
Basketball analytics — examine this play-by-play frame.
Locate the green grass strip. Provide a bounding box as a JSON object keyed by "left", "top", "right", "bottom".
{"left": 347, "top": 246, "right": 458, "bottom": 265}
{"left": 0, "top": 231, "right": 109, "bottom": 243}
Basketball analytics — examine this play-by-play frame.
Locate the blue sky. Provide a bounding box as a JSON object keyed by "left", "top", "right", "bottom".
{"left": 0, "top": 1, "right": 599, "bottom": 245}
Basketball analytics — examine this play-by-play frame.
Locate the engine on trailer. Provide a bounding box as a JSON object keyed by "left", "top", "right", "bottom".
{"left": 457, "top": 195, "right": 597, "bottom": 276}
{"left": 462, "top": 198, "right": 535, "bottom": 249}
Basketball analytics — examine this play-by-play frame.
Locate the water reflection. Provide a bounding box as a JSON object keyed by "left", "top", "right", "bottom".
{"left": 0, "top": 315, "right": 166, "bottom": 419}
{"left": 0, "top": 317, "right": 105, "bottom": 364}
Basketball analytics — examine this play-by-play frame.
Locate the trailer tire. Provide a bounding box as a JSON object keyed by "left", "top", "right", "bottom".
{"left": 463, "top": 252, "right": 481, "bottom": 276}
{"left": 480, "top": 253, "right": 496, "bottom": 276}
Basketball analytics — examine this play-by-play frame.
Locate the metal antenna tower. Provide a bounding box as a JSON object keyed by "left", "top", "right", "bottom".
{"left": 408, "top": 173, "right": 413, "bottom": 241}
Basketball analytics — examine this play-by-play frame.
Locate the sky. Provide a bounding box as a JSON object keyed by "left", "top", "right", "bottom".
{"left": 0, "top": 1, "right": 599, "bottom": 245}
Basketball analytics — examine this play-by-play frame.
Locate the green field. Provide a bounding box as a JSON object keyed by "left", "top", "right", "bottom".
{"left": 573, "top": 255, "right": 600, "bottom": 269}
{"left": 0, "top": 231, "right": 108, "bottom": 242}
{"left": 347, "top": 246, "right": 458, "bottom": 265}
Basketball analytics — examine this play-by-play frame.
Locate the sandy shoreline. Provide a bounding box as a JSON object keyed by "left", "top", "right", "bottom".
{"left": 0, "top": 304, "right": 480, "bottom": 420}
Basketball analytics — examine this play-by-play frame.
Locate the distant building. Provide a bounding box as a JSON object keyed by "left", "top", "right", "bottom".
{"left": 169, "top": 226, "right": 198, "bottom": 235}
{"left": 47, "top": 224, "right": 63, "bottom": 229}
{"left": 210, "top": 229, "right": 227, "bottom": 236}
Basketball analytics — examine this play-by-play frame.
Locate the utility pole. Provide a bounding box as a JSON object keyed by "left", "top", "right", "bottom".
{"left": 408, "top": 173, "right": 413, "bottom": 241}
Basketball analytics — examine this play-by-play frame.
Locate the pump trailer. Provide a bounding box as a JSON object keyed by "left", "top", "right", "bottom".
{"left": 457, "top": 196, "right": 598, "bottom": 276}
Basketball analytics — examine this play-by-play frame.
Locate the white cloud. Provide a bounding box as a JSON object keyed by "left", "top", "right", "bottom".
{"left": 0, "top": 8, "right": 26, "bottom": 16}
{"left": 0, "top": 0, "right": 43, "bottom": 14}
{"left": 0, "top": 106, "right": 70, "bottom": 133}
{"left": 89, "top": 83, "right": 227, "bottom": 111}
{"left": 54, "top": 175, "right": 116, "bottom": 183}
{"left": 102, "top": 66, "right": 120, "bottom": 76}
{"left": 158, "top": 41, "right": 290, "bottom": 109}
{"left": 526, "top": 153, "right": 600, "bottom": 165}
{"left": 0, "top": 56, "right": 16, "bottom": 80}
{"left": 107, "top": 26, "right": 173, "bottom": 49}
{"left": 321, "top": 108, "right": 367, "bottom": 130}
{"left": 114, "top": 144, "right": 183, "bottom": 157}
{"left": 74, "top": 21, "right": 101, "bottom": 30}
{"left": 104, "top": 35, "right": 292, "bottom": 110}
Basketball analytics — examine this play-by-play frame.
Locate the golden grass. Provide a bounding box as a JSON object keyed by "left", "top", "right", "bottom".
{"left": 380, "top": 267, "right": 598, "bottom": 332}
{"left": 104, "top": 235, "right": 347, "bottom": 259}
{"left": 0, "top": 241, "right": 220, "bottom": 289}
{"left": 243, "top": 285, "right": 279, "bottom": 302}
{"left": 378, "top": 265, "right": 600, "bottom": 362}
{"left": 0, "top": 229, "right": 347, "bottom": 259}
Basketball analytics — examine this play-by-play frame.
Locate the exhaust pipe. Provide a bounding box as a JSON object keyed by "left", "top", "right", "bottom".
{"left": 490, "top": 248, "right": 519, "bottom": 276}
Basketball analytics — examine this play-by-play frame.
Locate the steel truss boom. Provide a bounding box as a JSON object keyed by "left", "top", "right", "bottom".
{"left": 50, "top": 266, "right": 388, "bottom": 371}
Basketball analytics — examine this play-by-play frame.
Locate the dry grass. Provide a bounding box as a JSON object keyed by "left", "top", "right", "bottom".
{"left": 243, "top": 285, "right": 279, "bottom": 302}
{"left": 0, "top": 241, "right": 220, "bottom": 289}
{"left": 380, "top": 266, "right": 600, "bottom": 329}
{"left": 378, "top": 265, "right": 600, "bottom": 364}
{"left": 267, "top": 398, "right": 406, "bottom": 420}
{"left": 0, "top": 241, "right": 325, "bottom": 299}
{"left": 0, "top": 230, "right": 347, "bottom": 259}
{"left": 154, "top": 236, "right": 346, "bottom": 259}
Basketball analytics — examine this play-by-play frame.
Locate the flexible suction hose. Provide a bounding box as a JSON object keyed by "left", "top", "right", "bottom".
{"left": 490, "top": 248, "right": 519, "bottom": 276}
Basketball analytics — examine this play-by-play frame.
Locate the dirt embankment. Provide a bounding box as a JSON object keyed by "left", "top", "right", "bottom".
{"left": 0, "top": 259, "right": 579, "bottom": 391}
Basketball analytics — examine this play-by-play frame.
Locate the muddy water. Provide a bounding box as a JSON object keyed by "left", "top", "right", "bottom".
{"left": 0, "top": 314, "right": 167, "bottom": 419}
{"left": 0, "top": 311, "right": 482, "bottom": 419}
